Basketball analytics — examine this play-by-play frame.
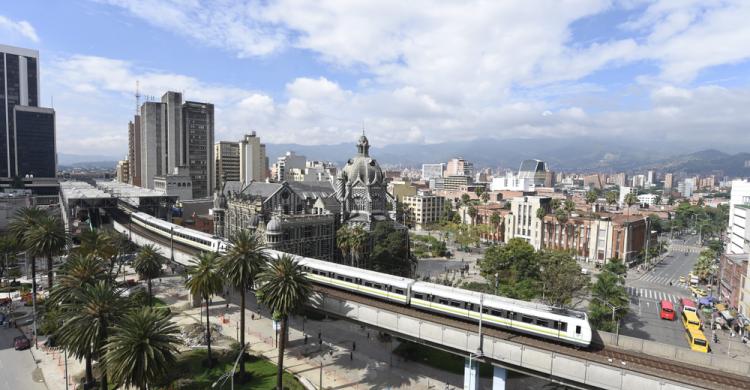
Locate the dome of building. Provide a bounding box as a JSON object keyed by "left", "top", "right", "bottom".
{"left": 341, "top": 133, "right": 383, "bottom": 186}
{"left": 266, "top": 215, "right": 282, "bottom": 234}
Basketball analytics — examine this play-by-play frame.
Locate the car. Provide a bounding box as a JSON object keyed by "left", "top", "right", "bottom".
{"left": 14, "top": 335, "right": 30, "bottom": 350}
{"left": 679, "top": 276, "right": 686, "bottom": 283}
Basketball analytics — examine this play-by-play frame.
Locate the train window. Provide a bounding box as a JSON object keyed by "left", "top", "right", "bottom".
{"left": 575, "top": 325, "right": 581, "bottom": 334}
{"left": 522, "top": 316, "right": 534, "bottom": 324}
{"left": 438, "top": 298, "right": 449, "bottom": 305}
{"left": 336, "top": 275, "right": 344, "bottom": 281}
{"left": 466, "top": 303, "right": 474, "bottom": 311}
{"left": 450, "top": 301, "right": 461, "bottom": 308}
{"left": 536, "top": 319, "right": 549, "bottom": 328}
{"left": 394, "top": 289, "right": 404, "bottom": 295}
{"left": 482, "top": 308, "right": 489, "bottom": 314}
{"left": 373, "top": 284, "right": 382, "bottom": 290}
{"left": 490, "top": 309, "right": 502, "bottom": 317}
{"left": 414, "top": 293, "right": 424, "bottom": 299}
{"left": 560, "top": 323, "right": 568, "bottom": 332}
{"left": 344, "top": 277, "right": 353, "bottom": 283}
{"left": 364, "top": 282, "right": 372, "bottom": 287}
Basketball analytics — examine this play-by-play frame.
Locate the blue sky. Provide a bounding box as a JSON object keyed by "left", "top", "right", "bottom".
{"left": 2, "top": 0, "right": 750, "bottom": 158}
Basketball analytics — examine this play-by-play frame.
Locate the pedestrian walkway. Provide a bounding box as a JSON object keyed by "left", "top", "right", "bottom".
{"left": 638, "top": 274, "right": 690, "bottom": 289}
{"left": 626, "top": 286, "right": 686, "bottom": 303}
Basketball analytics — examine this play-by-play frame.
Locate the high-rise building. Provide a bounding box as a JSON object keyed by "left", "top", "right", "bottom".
{"left": 517, "top": 159, "right": 549, "bottom": 187}
{"left": 162, "top": 91, "right": 183, "bottom": 169}
{"left": 446, "top": 158, "right": 474, "bottom": 176}
{"left": 647, "top": 170, "right": 655, "bottom": 186}
{"left": 421, "top": 163, "right": 445, "bottom": 180}
{"left": 504, "top": 196, "right": 552, "bottom": 250}
{"left": 127, "top": 115, "right": 141, "bottom": 186}
{"left": 14, "top": 106, "right": 56, "bottom": 178}
{"left": 239, "top": 132, "right": 268, "bottom": 183}
{"left": 664, "top": 173, "right": 673, "bottom": 190}
{"left": 403, "top": 191, "right": 445, "bottom": 230}
{"left": 136, "top": 92, "right": 215, "bottom": 198}
{"left": 139, "top": 101, "right": 167, "bottom": 189}
{"left": 613, "top": 172, "right": 627, "bottom": 187}
{"left": 1, "top": 44, "right": 56, "bottom": 179}
{"left": 728, "top": 180, "right": 750, "bottom": 255}
{"left": 275, "top": 150, "right": 305, "bottom": 182}
{"left": 116, "top": 159, "right": 129, "bottom": 183}
{"left": 215, "top": 141, "right": 240, "bottom": 187}
{"left": 182, "top": 100, "right": 214, "bottom": 198}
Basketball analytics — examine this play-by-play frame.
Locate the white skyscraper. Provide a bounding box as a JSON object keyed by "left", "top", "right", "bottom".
{"left": 239, "top": 132, "right": 268, "bottom": 183}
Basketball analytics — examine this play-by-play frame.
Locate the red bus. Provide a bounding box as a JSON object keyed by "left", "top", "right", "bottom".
{"left": 680, "top": 298, "right": 697, "bottom": 314}
{"left": 660, "top": 300, "right": 675, "bottom": 320}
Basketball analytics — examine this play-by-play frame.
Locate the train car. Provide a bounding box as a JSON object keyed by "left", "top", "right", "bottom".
{"left": 292, "top": 253, "right": 414, "bottom": 304}
{"left": 130, "top": 212, "right": 226, "bottom": 253}
{"left": 410, "top": 282, "right": 592, "bottom": 347}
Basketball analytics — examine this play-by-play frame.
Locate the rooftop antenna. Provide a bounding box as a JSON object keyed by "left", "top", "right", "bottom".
{"left": 50, "top": 95, "right": 53, "bottom": 108}
{"left": 362, "top": 120, "right": 366, "bottom": 136}
{"left": 135, "top": 80, "right": 141, "bottom": 115}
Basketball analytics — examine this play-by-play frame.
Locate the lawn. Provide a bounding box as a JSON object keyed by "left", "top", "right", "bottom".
{"left": 159, "top": 349, "right": 304, "bottom": 390}
{"left": 393, "top": 339, "right": 492, "bottom": 378}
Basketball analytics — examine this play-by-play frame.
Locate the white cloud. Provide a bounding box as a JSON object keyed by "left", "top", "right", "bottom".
{"left": 0, "top": 15, "right": 40, "bottom": 42}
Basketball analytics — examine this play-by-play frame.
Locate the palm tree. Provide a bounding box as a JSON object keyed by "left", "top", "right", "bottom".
{"left": 185, "top": 251, "right": 223, "bottom": 367}
{"left": 624, "top": 192, "right": 638, "bottom": 215}
{"left": 134, "top": 244, "right": 163, "bottom": 305}
{"left": 9, "top": 207, "right": 47, "bottom": 342}
{"left": 49, "top": 253, "right": 107, "bottom": 306}
{"left": 336, "top": 225, "right": 351, "bottom": 265}
{"left": 257, "top": 254, "right": 312, "bottom": 390}
{"left": 563, "top": 199, "right": 576, "bottom": 214}
{"left": 26, "top": 215, "right": 67, "bottom": 289}
{"left": 220, "top": 230, "right": 268, "bottom": 381}
{"left": 104, "top": 307, "right": 181, "bottom": 389}
{"left": 489, "top": 212, "right": 502, "bottom": 242}
{"left": 0, "top": 235, "right": 21, "bottom": 283}
{"left": 551, "top": 198, "right": 562, "bottom": 210}
{"left": 605, "top": 191, "right": 618, "bottom": 207}
{"left": 467, "top": 205, "right": 478, "bottom": 225}
{"left": 480, "top": 191, "right": 490, "bottom": 204}
{"left": 57, "top": 281, "right": 128, "bottom": 389}
{"left": 585, "top": 190, "right": 598, "bottom": 205}
{"left": 349, "top": 225, "right": 367, "bottom": 268}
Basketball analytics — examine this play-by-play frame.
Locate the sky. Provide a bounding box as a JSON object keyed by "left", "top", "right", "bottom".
{"left": 2, "top": 0, "right": 750, "bottom": 159}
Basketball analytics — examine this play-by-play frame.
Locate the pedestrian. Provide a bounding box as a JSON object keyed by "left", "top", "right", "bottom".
{"left": 353, "top": 341, "right": 356, "bottom": 351}
{"left": 350, "top": 351, "right": 353, "bottom": 361}
{"left": 305, "top": 335, "right": 308, "bottom": 344}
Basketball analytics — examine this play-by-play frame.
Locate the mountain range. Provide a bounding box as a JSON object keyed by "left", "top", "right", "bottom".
{"left": 58, "top": 137, "right": 750, "bottom": 176}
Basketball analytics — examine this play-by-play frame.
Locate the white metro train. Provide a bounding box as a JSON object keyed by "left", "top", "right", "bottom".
{"left": 130, "top": 211, "right": 592, "bottom": 347}
{"left": 130, "top": 212, "right": 228, "bottom": 253}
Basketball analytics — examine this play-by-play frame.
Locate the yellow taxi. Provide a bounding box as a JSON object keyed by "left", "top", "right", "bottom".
{"left": 679, "top": 276, "right": 686, "bottom": 283}
{"left": 690, "top": 286, "right": 708, "bottom": 297}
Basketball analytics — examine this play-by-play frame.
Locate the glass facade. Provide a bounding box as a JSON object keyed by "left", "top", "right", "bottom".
{"left": 26, "top": 57, "right": 37, "bottom": 107}
{"left": 5, "top": 54, "right": 19, "bottom": 177}
{"left": 0, "top": 54, "right": 6, "bottom": 178}
{"left": 14, "top": 108, "right": 55, "bottom": 178}
{"left": 1, "top": 48, "right": 40, "bottom": 178}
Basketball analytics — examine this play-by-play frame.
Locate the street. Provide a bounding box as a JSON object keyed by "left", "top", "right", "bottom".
{"left": 0, "top": 327, "right": 46, "bottom": 390}
{"left": 621, "top": 235, "right": 705, "bottom": 347}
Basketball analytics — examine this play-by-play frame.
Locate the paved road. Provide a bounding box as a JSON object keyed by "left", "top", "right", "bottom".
{"left": 620, "top": 236, "right": 703, "bottom": 347}
{"left": 0, "top": 327, "right": 46, "bottom": 390}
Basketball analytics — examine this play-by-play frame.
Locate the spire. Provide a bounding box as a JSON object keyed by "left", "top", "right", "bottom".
{"left": 356, "top": 131, "right": 370, "bottom": 157}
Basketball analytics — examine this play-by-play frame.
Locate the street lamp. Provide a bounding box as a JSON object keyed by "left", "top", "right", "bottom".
{"left": 212, "top": 342, "right": 246, "bottom": 390}
{"left": 593, "top": 296, "right": 623, "bottom": 345}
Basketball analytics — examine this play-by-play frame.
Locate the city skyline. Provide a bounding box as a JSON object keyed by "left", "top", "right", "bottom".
{"left": 2, "top": 1, "right": 750, "bottom": 159}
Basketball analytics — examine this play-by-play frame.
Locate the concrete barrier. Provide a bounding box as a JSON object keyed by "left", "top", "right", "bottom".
{"left": 521, "top": 347, "right": 553, "bottom": 374}
{"left": 599, "top": 330, "right": 750, "bottom": 377}
{"left": 551, "top": 355, "right": 588, "bottom": 383}
{"left": 586, "top": 363, "right": 623, "bottom": 390}
{"left": 621, "top": 373, "right": 662, "bottom": 390}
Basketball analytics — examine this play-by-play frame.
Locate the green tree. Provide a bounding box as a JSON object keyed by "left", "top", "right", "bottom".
{"left": 134, "top": 244, "right": 163, "bottom": 305}
{"left": 370, "top": 223, "right": 414, "bottom": 276}
{"left": 563, "top": 199, "right": 576, "bottom": 214}
{"left": 185, "top": 252, "right": 223, "bottom": 367}
{"left": 489, "top": 212, "right": 502, "bottom": 241}
{"left": 585, "top": 190, "right": 598, "bottom": 205}
{"left": 693, "top": 249, "right": 717, "bottom": 281}
{"left": 605, "top": 191, "right": 617, "bottom": 206}
{"left": 336, "top": 225, "right": 351, "bottom": 265}
{"left": 0, "top": 235, "right": 21, "bottom": 283}
{"left": 624, "top": 192, "right": 638, "bottom": 214}
{"left": 603, "top": 258, "right": 627, "bottom": 280}
{"left": 48, "top": 253, "right": 107, "bottom": 306}
{"left": 551, "top": 198, "right": 562, "bottom": 210}
{"left": 654, "top": 195, "right": 662, "bottom": 206}
{"left": 26, "top": 215, "right": 68, "bottom": 289}
{"left": 461, "top": 193, "right": 471, "bottom": 206}
{"left": 467, "top": 205, "right": 478, "bottom": 225}
{"left": 481, "top": 191, "right": 490, "bottom": 204}
{"left": 349, "top": 225, "right": 368, "bottom": 268}
{"left": 9, "top": 207, "right": 47, "bottom": 323}
{"left": 588, "top": 265, "right": 629, "bottom": 331}
{"left": 479, "top": 238, "right": 539, "bottom": 299}
{"left": 257, "top": 254, "right": 312, "bottom": 390}
{"left": 474, "top": 187, "right": 484, "bottom": 198}
{"left": 57, "top": 281, "right": 127, "bottom": 389}
{"left": 555, "top": 208, "right": 569, "bottom": 224}
{"left": 538, "top": 251, "right": 589, "bottom": 307}
{"left": 104, "top": 307, "right": 181, "bottom": 390}
{"left": 220, "top": 230, "right": 268, "bottom": 381}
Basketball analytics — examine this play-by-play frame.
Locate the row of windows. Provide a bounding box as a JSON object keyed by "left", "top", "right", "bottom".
{"left": 305, "top": 267, "right": 406, "bottom": 295}
{"left": 412, "top": 292, "right": 576, "bottom": 333}
{"left": 140, "top": 217, "right": 212, "bottom": 247}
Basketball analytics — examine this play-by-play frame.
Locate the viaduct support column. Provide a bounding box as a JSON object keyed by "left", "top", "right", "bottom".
{"left": 464, "top": 357, "right": 479, "bottom": 390}
{"left": 492, "top": 366, "right": 507, "bottom": 390}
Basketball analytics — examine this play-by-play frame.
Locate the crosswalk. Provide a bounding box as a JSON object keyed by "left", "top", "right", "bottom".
{"left": 669, "top": 244, "right": 702, "bottom": 253}
{"left": 638, "top": 274, "right": 689, "bottom": 289}
{"left": 626, "top": 287, "right": 685, "bottom": 303}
